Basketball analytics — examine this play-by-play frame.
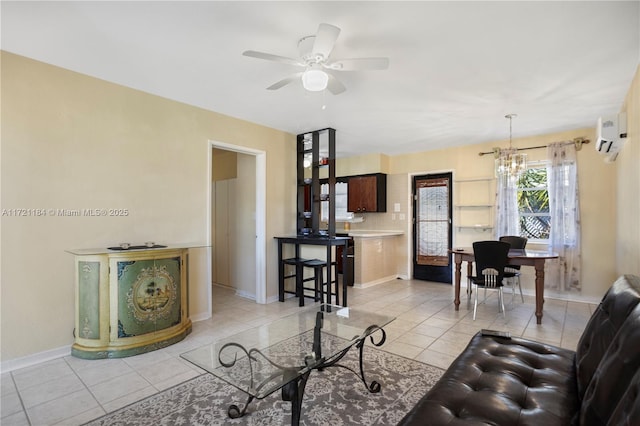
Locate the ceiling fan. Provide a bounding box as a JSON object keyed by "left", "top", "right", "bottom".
{"left": 243, "top": 23, "right": 389, "bottom": 95}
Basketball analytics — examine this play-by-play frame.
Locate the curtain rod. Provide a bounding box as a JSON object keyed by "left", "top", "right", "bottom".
{"left": 478, "top": 137, "right": 590, "bottom": 157}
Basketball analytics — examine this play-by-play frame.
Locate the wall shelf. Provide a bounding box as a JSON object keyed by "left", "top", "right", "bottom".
{"left": 456, "top": 224, "right": 494, "bottom": 231}
{"left": 454, "top": 177, "right": 495, "bottom": 233}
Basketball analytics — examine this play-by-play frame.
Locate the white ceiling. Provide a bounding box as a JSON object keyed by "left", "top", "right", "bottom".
{"left": 2, "top": 1, "right": 639, "bottom": 157}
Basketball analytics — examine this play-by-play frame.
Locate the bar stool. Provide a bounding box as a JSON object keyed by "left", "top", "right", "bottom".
{"left": 281, "top": 257, "right": 310, "bottom": 306}
{"left": 303, "top": 259, "right": 339, "bottom": 306}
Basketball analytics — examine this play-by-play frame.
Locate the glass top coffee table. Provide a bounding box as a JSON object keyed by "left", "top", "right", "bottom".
{"left": 181, "top": 304, "right": 395, "bottom": 425}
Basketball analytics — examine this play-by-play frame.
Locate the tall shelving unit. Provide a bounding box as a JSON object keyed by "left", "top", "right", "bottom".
{"left": 454, "top": 177, "right": 495, "bottom": 232}
{"left": 297, "top": 128, "right": 336, "bottom": 237}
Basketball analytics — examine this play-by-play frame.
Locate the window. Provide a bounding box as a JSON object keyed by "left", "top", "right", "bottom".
{"left": 517, "top": 166, "right": 550, "bottom": 241}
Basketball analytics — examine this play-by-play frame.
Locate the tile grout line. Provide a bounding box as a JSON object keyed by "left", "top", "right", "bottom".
{"left": 8, "top": 370, "right": 32, "bottom": 426}
{"left": 61, "top": 355, "right": 107, "bottom": 423}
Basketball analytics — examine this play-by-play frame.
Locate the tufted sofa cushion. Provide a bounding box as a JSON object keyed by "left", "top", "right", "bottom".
{"left": 607, "top": 368, "right": 640, "bottom": 424}
{"left": 575, "top": 275, "right": 640, "bottom": 400}
{"left": 578, "top": 302, "right": 640, "bottom": 425}
{"left": 398, "top": 333, "right": 579, "bottom": 425}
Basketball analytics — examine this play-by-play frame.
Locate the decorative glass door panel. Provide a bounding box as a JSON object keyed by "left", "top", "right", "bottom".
{"left": 413, "top": 173, "right": 453, "bottom": 283}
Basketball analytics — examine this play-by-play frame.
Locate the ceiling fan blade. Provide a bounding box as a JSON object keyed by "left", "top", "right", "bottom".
{"left": 325, "top": 57, "right": 390, "bottom": 71}
{"left": 312, "top": 23, "right": 340, "bottom": 59}
{"left": 243, "top": 50, "right": 303, "bottom": 67}
{"left": 266, "top": 73, "right": 304, "bottom": 90}
{"left": 326, "top": 74, "right": 346, "bottom": 95}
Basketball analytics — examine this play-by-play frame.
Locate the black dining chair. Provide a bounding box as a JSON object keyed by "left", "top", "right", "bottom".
{"left": 499, "top": 235, "right": 528, "bottom": 303}
{"left": 468, "top": 240, "right": 511, "bottom": 320}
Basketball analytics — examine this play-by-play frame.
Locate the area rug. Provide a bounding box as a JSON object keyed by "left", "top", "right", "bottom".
{"left": 84, "top": 342, "right": 443, "bottom": 426}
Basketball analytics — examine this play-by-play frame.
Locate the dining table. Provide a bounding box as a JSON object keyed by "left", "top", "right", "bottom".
{"left": 451, "top": 247, "right": 559, "bottom": 324}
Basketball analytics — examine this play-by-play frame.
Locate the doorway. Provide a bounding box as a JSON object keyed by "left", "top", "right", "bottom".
{"left": 412, "top": 172, "right": 453, "bottom": 283}
{"left": 208, "top": 141, "right": 266, "bottom": 305}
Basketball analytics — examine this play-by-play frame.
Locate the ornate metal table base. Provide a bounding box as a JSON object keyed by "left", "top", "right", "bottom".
{"left": 221, "top": 313, "right": 387, "bottom": 425}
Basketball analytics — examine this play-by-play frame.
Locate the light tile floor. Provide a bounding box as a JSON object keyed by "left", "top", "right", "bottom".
{"left": 1, "top": 279, "right": 597, "bottom": 426}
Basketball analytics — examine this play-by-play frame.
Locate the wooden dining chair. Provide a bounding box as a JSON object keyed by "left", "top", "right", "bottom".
{"left": 499, "top": 235, "right": 528, "bottom": 303}
{"left": 468, "top": 240, "right": 511, "bottom": 320}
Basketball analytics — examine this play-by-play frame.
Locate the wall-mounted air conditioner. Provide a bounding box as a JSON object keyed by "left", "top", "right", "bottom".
{"left": 596, "top": 113, "right": 628, "bottom": 162}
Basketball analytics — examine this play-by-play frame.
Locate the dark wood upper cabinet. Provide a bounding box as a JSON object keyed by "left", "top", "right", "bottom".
{"left": 347, "top": 173, "right": 387, "bottom": 212}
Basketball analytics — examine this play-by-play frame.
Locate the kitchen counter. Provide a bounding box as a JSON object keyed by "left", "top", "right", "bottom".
{"left": 349, "top": 230, "right": 404, "bottom": 288}
{"left": 348, "top": 230, "right": 404, "bottom": 238}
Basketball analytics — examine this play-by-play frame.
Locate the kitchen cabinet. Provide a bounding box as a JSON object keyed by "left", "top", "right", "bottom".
{"left": 335, "top": 233, "right": 354, "bottom": 286}
{"left": 347, "top": 173, "right": 387, "bottom": 212}
{"left": 349, "top": 231, "right": 403, "bottom": 287}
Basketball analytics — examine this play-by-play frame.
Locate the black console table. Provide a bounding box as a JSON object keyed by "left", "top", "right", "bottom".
{"left": 275, "top": 236, "right": 351, "bottom": 307}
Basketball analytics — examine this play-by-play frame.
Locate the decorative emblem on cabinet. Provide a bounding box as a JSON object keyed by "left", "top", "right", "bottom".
{"left": 126, "top": 265, "right": 177, "bottom": 323}
{"left": 81, "top": 317, "right": 93, "bottom": 339}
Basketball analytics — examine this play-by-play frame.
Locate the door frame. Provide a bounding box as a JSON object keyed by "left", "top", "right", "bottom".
{"left": 406, "top": 169, "right": 455, "bottom": 281}
{"left": 207, "top": 140, "right": 267, "bottom": 304}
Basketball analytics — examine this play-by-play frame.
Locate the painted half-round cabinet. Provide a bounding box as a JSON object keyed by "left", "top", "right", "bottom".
{"left": 70, "top": 246, "right": 192, "bottom": 359}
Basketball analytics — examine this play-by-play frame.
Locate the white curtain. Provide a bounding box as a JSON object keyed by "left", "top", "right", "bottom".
{"left": 546, "top": 142, "right": 581, "bottom": 291}
{"left": 494, "top": 152, "right": 519, "bottom": 238}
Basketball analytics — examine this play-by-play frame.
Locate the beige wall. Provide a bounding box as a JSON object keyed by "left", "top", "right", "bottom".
{"left": 212, "top": 149, "right": 237, "bottom": 181}
{"left": 617, "top": 65, "right": 640, "bottom": 276}
{"left": 1, "top": 52, "right": 296, "bottom": 363}
{"left": 335, "top": 153, "right": 390, "bottom": 177}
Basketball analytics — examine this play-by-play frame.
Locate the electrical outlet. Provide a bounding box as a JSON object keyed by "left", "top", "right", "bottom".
{"left": 394, "top": 203, "right": 401, "bottom": 212}
{"left": 399, "top": 213, "right": 406, "bottom": 220}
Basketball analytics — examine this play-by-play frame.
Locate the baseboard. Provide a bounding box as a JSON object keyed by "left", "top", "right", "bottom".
{"left": 266, "top": 294, "right": 281, "bottom": 304}
{"left": 501, "top": 287, "right": 601, "bottom": 304}
{"left": 353, "top": 275, "right": 398, "bottom": 289}
{"left": 212, "top": 283, "right": 282, "bottom": 305}
{"left": 189, "top": 311, "right": 211, "bottom": 322}
{"left": 1, "top": 344, "right": 71, "bottom": 373}
{"left": 235, "top": 289, "right": 256, "bottom": 301}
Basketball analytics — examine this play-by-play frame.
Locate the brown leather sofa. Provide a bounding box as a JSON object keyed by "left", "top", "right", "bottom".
{"left": 398, "top": 274, "right": 640, "bottom": 425}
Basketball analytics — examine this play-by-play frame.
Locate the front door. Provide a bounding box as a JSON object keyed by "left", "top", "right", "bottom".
{"left": 413, "top": 173, "right": 453, "bottom": 283}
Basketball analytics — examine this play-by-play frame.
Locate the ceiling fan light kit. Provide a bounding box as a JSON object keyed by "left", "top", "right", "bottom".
{"left": 301, "top": 66, "right": 329, "bottom": 91}
{"left": 242, "top": 23, "right": 389, "bottom": 94}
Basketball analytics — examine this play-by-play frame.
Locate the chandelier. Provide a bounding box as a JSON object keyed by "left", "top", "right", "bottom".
{"left": 495, "top": 114, "right": 527, "bottom": 178}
